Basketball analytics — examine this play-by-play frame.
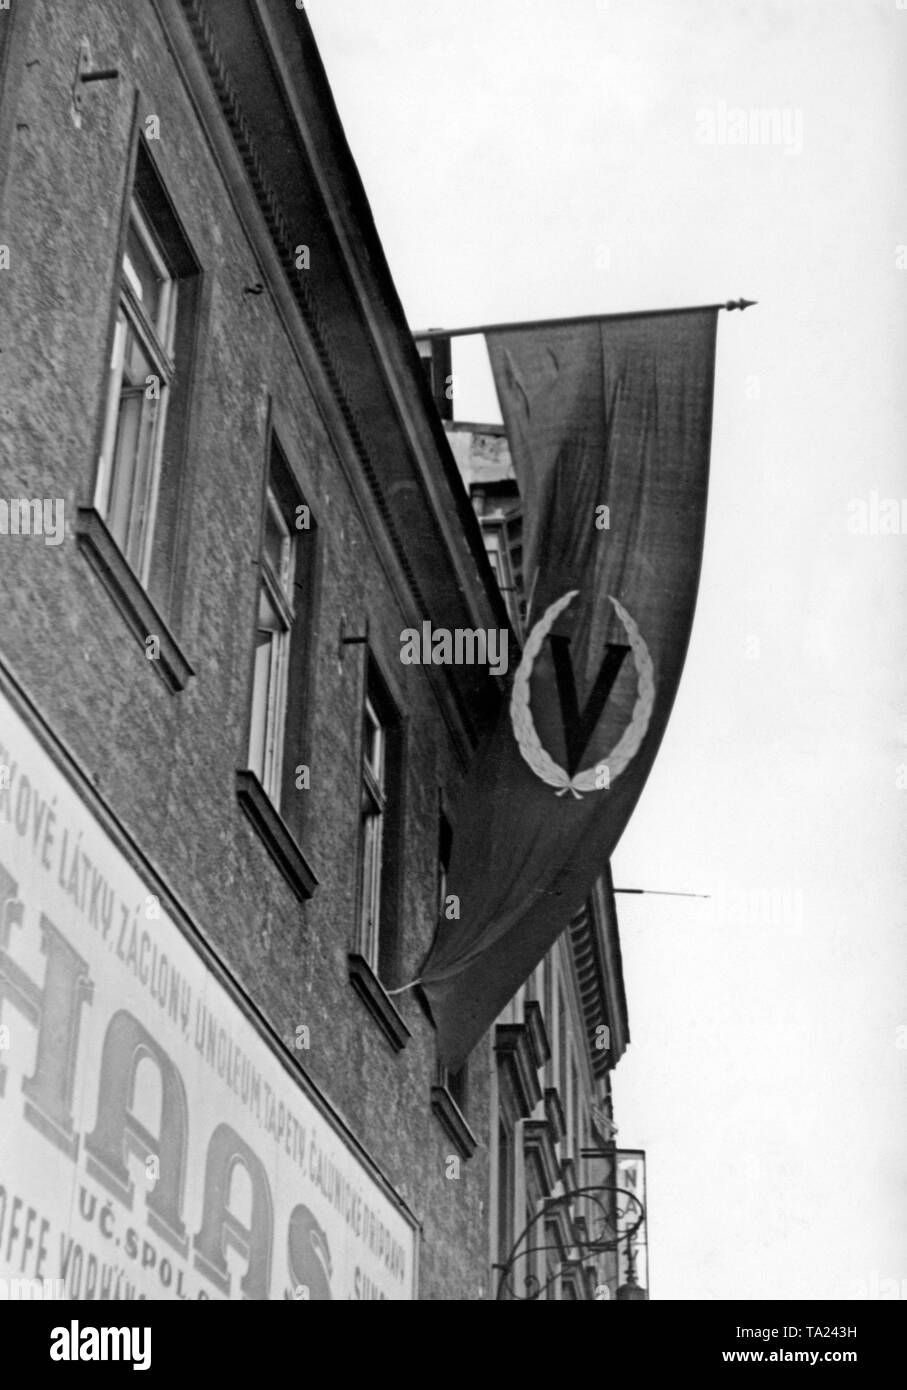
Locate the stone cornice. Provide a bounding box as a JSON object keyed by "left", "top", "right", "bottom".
{"left": 568, "top": 869, "right": 630, "bottom": 1078}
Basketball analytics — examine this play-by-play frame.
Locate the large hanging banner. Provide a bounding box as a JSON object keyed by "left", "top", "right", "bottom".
{"left": 420, "top": 308, "right": 719, "bottom": 1069}
{"left": 0, "top": 694, "right": 416, "bottom": 1300}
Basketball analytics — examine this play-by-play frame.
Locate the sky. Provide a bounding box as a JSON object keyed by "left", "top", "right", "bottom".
{"left": 305, "top": 0, "right": 907, "bottom": 1300}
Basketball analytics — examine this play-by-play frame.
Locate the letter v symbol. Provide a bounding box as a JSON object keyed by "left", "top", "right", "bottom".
{"left": 549, "top": 636, "right": 629, "bottom": 775}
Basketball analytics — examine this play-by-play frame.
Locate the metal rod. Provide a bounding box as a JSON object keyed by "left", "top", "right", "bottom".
{"left": 80, "top": 68, "right": 120, "bottom": 83}
{"left": 413, "top": 299, "right": 756, "bottom": 341}
{"left": 613, "top": 887, "right": 711, "bottom": 899}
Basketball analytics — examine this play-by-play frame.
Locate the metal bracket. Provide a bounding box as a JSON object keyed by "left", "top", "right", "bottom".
{"left": 71, "top": 39, "right": 120, "bottom": 129}
{"left": 337, "top": 614, "right": 369, "bottom": 667}
{"left": 494, "top": 1182, "right": 645, "bottom": 1300}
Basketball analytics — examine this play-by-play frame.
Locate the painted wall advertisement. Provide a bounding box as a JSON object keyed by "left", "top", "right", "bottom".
{"left": 0, "top": 695, "right": 417, "bottom": 1299}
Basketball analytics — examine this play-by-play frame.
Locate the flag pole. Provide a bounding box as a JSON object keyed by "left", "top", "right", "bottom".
{"left": 414, "top": 299, "right": 756, "bottom": 342}
{"left": 613, "top": 888, "right": 711, "bottom": 899}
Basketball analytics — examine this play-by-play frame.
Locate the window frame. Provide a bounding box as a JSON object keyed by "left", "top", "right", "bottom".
{"left": 478, "top": 507, "right": 523, "bottom": 632}
{"left": 497, "top": 1113, "right": 515, "bottom": 1271}
{"left": 358, "top": 692, "right": 388, "bottom": 974}
{"left": 235, "top": 422, "right": 319, "bottom": 903}
{"left": 494, "top": 1079, "right": 523, "bottom": 1279}
{"left": 353, "top": 656, "right": 405, "bottom": 991}
{"left": 435, "top": 808, "right": 469, "bottom": 1112}
{"left": 243, "top": 422, "right": 319, "bottom": 825}
{"left": 77, "top": 127, "right": 203, "bottom": 691}
{"left": 347, "top": 655, "right": 408, "bottom": 1048}
{"left": 95, "top": 197, "right": 180, "bottom": 587}
{"left": 247, "top": 483, "right": 297, "bottom": 805}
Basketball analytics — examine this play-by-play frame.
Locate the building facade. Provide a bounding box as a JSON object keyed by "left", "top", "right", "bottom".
{"left": 0, "top": 0, "right": 639, "bottom": 1300}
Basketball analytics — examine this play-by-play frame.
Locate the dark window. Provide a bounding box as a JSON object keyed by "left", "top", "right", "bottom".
{"left": 544, "top": 1219, "right": 563, "bottom": 1301}
{"left": 357, "top": 660, "right": 403, "bottom": 986}
{"left": 497, "top": 1116, "right": 514, "bottom": 1268}
{"left": 442, "top": 1062, "right": 468, "bottom": 1114}
{"left": 436, "top": 810, "right": 468, "bottom": 1108}
{"left": 438, "top": 809, "right": 453, "bottom": 919}
{"left": 558, "top": 982, "right": 568, "bottom": 1104}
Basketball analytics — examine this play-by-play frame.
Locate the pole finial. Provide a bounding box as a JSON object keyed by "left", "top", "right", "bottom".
{"left": 724, "top": 298, "right": 757, "bottom": 312}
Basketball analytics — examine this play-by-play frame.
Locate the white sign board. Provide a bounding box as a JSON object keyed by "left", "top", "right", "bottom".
{"left": 616, "top": 1148, "right": 648, "bottom": 1291}
{"left": 0, "top": 695, "right": 416, "bottom": 1299}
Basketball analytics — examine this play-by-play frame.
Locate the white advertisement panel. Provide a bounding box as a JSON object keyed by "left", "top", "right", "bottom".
{"left": 0, "top": 695, "right": 416, "bottom": 1300}
{"left": 616, "top": 1148, "right": 648, "bottom": 1292}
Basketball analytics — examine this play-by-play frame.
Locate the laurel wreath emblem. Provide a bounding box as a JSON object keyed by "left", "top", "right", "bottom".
{"left": 510, "top": 590, "right": 655, "bottom": 798}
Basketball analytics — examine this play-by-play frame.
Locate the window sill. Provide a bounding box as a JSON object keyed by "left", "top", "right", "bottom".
{"left": 430, "top": 1083, "right": 478, "bottom": 1160}
{"left": 347, "top": 952, "right": 411, "bottom": 1052}
{"left": 76, "top": 506, "right": 194, "bottom": 692}
{"left": 235, "top": 770, "right": 318, "bottom": 901}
